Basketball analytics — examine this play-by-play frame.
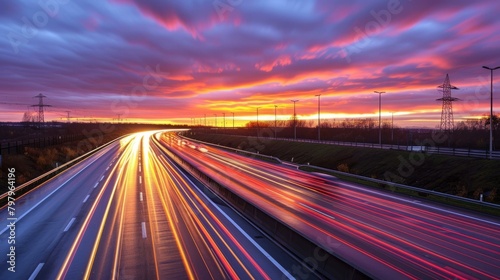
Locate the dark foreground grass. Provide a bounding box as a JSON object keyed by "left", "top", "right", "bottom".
{"left": 186, "top": 132, "right": 500, "bottom": 205}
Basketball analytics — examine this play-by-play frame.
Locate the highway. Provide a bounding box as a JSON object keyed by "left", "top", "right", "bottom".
{"left": 162, "top": 132, "right": 500, "bottom": 279}
{"left": 0, "top": 131, "right": 295, "bottom": 279}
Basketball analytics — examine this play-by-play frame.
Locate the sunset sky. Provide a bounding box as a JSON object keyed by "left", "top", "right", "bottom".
{"left": 0, "top": 0, "right": 499, "bottom": 128}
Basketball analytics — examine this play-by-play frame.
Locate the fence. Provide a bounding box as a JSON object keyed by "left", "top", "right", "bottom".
{"left": 0, "top": 134, "right": 83, "bottom": 155}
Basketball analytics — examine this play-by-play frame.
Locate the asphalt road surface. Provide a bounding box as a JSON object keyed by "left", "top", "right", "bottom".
{"left": 0, "top": 131, "right": 296, "bottom": 279}
{"left": 163, "top": 132, "right": 500, "bottom": 279}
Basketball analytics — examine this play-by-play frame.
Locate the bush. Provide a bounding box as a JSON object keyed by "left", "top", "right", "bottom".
{"left": 62, "top": 146, "right": 77, "bottom": 159}
{"left": 337, "top": 163, "right": 350, "bottom": 173}
{"left": 35, "top": 148, "right": 58, "bottom": 169}
{"left": 473, "top": 187, "right": 483, "bottom": 200}
{"left": 455, "top": 184, "right": 467, "bottom": 197}
{"left": 487, "top": 187, "right": 497, "bottom": 202}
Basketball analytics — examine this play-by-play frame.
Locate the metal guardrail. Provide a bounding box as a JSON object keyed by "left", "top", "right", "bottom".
{"left": 300, "top": 164, "right": 500, "bottom": 211}
{"left": 0, "top": 135, "right": 126, "bottom": 206}
{"left": 178, "top": 134, "right": 282, "bottom": 164}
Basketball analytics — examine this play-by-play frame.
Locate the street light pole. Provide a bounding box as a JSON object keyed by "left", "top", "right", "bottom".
{"left": 231, "top": 112, "right": 234, "bottom": 128}
{"left": 291, "top": 100, "right": 299, "bottom": 140}
{"left": 256, "top": 107, "right": 260, "bottom": 136}
{"left": 222, "top": 113, "right": 226, "bottom": 129}
{"left": 274, "top": 105, "right": 278, "bottom": 138}
{"left": 374, "top": 91, "right": 385, "bottom": 147}
{"left": 256, "top": 107, "right": 260, "bottom": 128}
{"left": 204, "top": 114, "right": 207, "bottom": 127}
{"left": 391, "top": 112, "right": 394, "bottom": 142}
{"left": 483, "top": 66, "right": 500, "bottom": 159}
{"left": 315, "top": 94, "right": 321, "bottom": 141}
{"left": 214, "top": 114, "right": 217, "bottom": 127}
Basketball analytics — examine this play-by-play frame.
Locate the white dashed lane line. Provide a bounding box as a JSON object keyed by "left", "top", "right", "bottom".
{"left": 64, "top": 218, "right": 76, "bottom": 232}
{"left": 141, "top": 222, "right": 147, "bottom": 239}
{"left": 28, "top": 263, "right": 44, "bottom": 280}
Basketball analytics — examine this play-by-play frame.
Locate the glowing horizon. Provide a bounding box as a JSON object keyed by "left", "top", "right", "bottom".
{"left": 1, "top": 1, "right": 499, "bottom": 128}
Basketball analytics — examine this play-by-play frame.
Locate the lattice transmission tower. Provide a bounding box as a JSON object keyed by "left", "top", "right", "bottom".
{"left": 436, "top": 74, "right": 460, "bottom": 131}
{"left": 31, "top": 93, "right": 52, "bottom": 127}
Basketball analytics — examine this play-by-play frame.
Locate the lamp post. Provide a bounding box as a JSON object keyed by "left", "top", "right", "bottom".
{"left": 391, "top": 112, "right": 394, "bottom": 143}
{"left": 483, "top": 66, "right": 500, "bottom": 159}
{"left": 315, "top": 94, "right": 321, "bottom": 141}
{"left": 214, "top": 114, "right": 217, "bottom": 127}
{"left": 204, "top": 114, "right": 207, "bottom": 127}
{"left": 222, "top": 113, "right": 226, "bottom": 129}
{"left": 274, "top": 105, "right": 278, "bottom": 138}
{"left": 374, "top": 91, "right": 385, "bottom": 147}
{"left": 231, "top": 112, "right": 234, "bottom": 128}
{"left": 256, "top": 107, "right": 260, "bottom": 128}
{"left": 291, "top": 100, "right": 299, "bottom": 140}
{"left": 256, "top": 107, "right": 260, "bottom": 136}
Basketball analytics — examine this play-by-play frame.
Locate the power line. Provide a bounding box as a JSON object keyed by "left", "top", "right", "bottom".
{"left": 0, "top": 102, "right": 31, "bottom": 106}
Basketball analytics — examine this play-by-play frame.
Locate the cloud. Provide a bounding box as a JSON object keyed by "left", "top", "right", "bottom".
{"left": 0, "top": 0, "right": 499, "bottom": 126}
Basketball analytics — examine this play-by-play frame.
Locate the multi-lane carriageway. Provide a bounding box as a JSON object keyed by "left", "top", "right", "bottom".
{"left": 0, "top": 131, "right": 298, "bottom": 280}
{"left": 1, "top": 130, "right": 500, "bottom": 279}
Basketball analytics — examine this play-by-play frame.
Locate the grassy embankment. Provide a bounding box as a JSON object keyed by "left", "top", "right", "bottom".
{"left": 185, "top": 132, "right": 500, "bottom": 208}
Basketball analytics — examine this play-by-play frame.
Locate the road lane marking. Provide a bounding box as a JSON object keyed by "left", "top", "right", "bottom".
{"left": 139, "top": 165, "right": 141, "bottom": 172}
{"left": 100, "top": 175, "right": 105, "bottom": 182}
{"left": 64, "top": 218, "right": 76, "bottom": 232}
{"left": 139, "top": 175, "right": 142, "bottom": 184}
{"left": 139, "top": 192, "right": 143, "bottom": 202}
{"left": 164, "top": 156, "right": 294, "bottom": 278}
{"left": 83, "top": 195, "right": 90, "bottom": 203}
{"left": 0, "top": 153, "right": 107, "bottom": 235}
{"left": 141, "top": 222, "right": 147, "bottom": 239}
{"left": 28, "top": 263, "right": 44, "bottom": 280}
{"left": 94, "top": 182, "right": 98, "bottom": 189}
{"left": 106, "top": 166, "right": 110, "bottom": 171}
